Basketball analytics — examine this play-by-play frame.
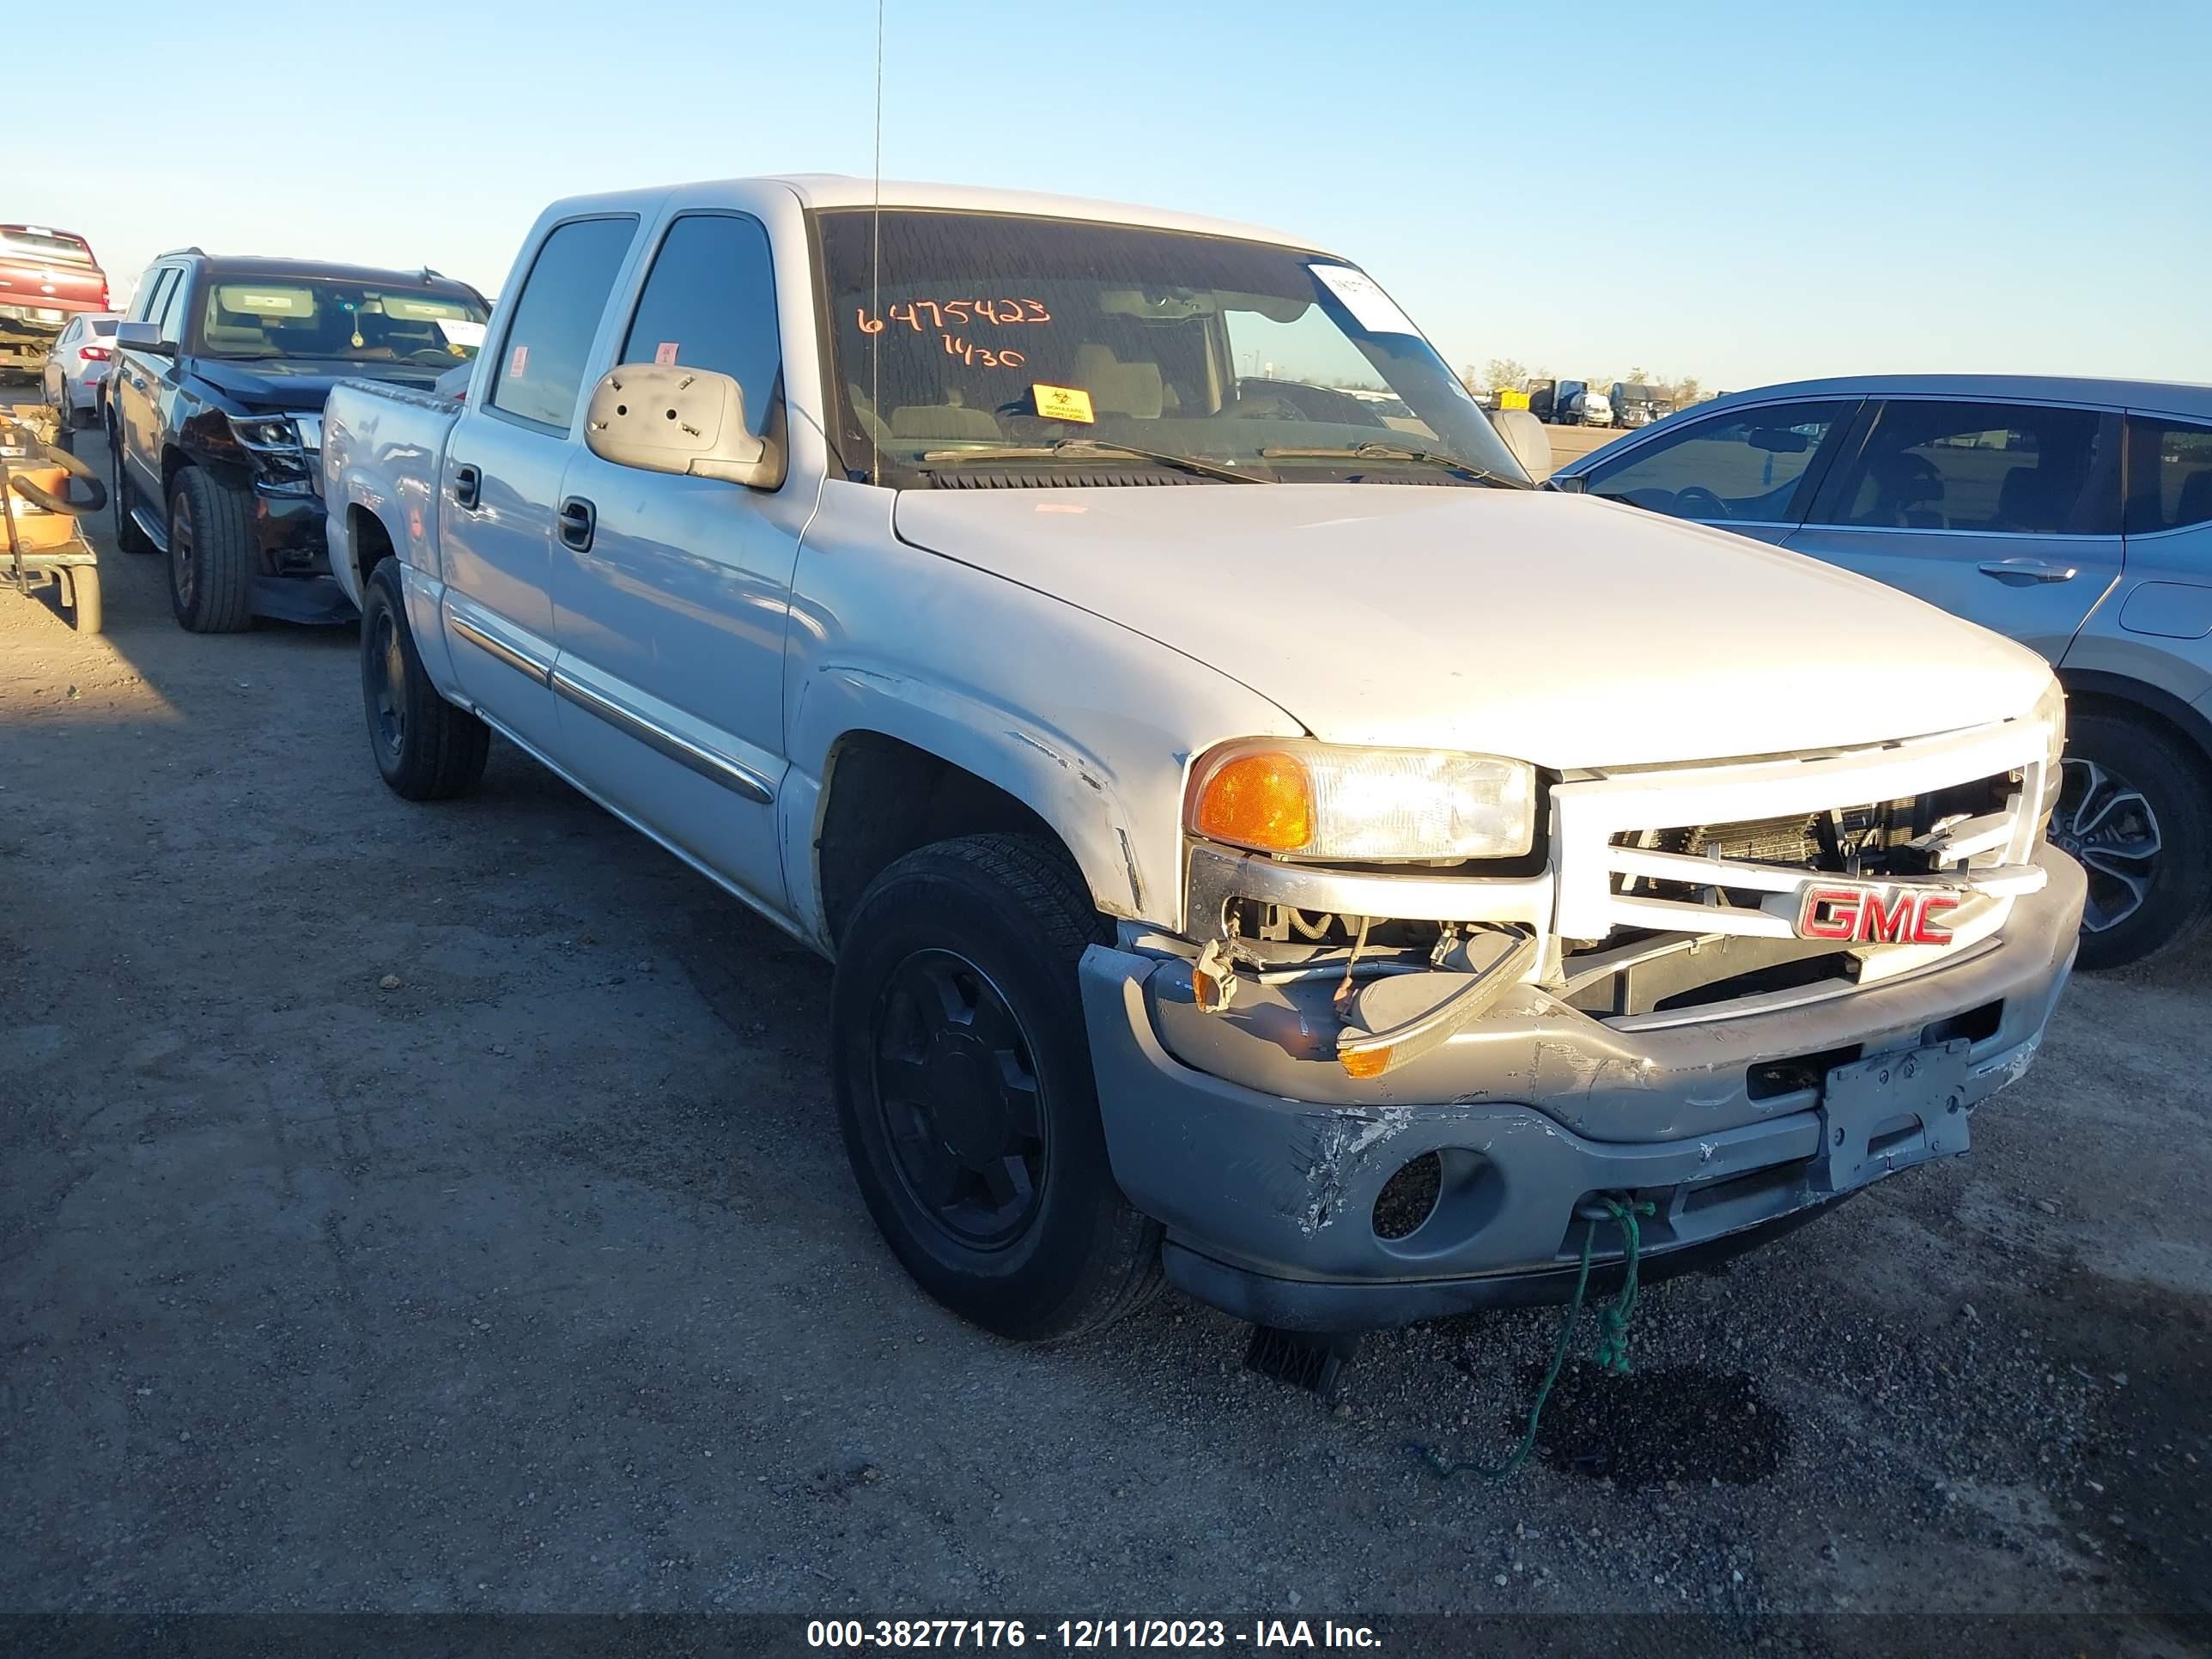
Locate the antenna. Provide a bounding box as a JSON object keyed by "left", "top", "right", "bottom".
{"left": 870, "top": 0, "right": 884, "bottom": 487}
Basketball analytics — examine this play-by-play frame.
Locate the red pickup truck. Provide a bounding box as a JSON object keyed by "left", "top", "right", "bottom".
{"left": 0, "top": 225, "right": 109, "bottom": 384}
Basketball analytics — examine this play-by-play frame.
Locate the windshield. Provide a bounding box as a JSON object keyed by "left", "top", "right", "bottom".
{"left": 817, "top": 210, "right": 1527, "bottom": 488}
{"left": 1621, "top": 386, "right": 1668, "bottom": 405}
{"left": 191, "top": 279, "right": 489, "bottom": 366}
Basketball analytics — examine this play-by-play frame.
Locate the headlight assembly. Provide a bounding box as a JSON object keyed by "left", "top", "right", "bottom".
{"left": 1186, "top": 739, "right": 1536, "bottom": 862}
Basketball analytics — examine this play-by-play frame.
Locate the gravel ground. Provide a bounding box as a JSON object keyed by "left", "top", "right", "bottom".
{"left": 2, "top": 441, "right": 2207, "bottom": 1650}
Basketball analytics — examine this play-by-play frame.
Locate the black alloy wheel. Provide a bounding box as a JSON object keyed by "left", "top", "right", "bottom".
{"left": 872, "top": 947, "right": 1050, "bottom": 1250}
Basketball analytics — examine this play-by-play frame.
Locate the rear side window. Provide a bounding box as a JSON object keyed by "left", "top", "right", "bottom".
{"left": 2125, "top": 416, "right": 2212, "bottom": 534}
{"left": 89, "top": 317, "right": 117, "bottom": 337}
{"left": 1583, "top": 399, "right": 1851, "bottom": 522}
{"left": 488, "top": 216, "right": 639, "bottom": 431}
{"left": 1814, "top": 400, "right": 2122, "bottom": 535}
{"left": 618, "top": 213, "right": 781, "bottom": 440}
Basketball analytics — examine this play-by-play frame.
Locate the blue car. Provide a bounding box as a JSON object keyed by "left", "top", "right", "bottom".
{"left": 1550, "top": 374, "right": 2212, "bottom": 968}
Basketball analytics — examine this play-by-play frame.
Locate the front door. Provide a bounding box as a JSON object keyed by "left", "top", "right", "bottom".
{"left": 115, "top": 265, "right": 181, "bottom": 496}
{"left": 548, "top": 210, "right": 800, "bottom": 912}
{"left": 1784, "top": 397, "right": 2125, "bottom": 664}
{"left": 437, "top": 214, "right": 639, "bottom": 757}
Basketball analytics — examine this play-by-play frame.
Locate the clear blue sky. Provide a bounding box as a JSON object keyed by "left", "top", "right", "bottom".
{"left": 42, "top": 0, "right": 2211, "bottom": 392}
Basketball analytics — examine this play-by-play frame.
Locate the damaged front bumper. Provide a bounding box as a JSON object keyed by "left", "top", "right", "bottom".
{"left": 1078, "top": 845, "right": 2085, "bottom": 1332}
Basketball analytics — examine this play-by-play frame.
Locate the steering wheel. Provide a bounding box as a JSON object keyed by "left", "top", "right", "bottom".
{"left": 1673, "top": 485, "right": 1732, "bottom": 520}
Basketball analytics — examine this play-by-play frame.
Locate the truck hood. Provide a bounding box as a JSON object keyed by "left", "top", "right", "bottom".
{"left": 189, "top": 356, "right": 455, "bottom": 414}
{"left": 890, "top": 484, "right": 2053, "bottom": 769}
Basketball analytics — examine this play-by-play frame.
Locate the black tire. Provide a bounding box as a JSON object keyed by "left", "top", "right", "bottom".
{"left": 361, "top": 557, "right": 489, "bottom": 800}
{"left": 167, "top": 466, "right": 254, "bottom": 633}
{"left": 64, "top": 565, "right": 101, "bottom": 635}
{"left": 2053, "top": 708, "right": 2212, "bottom": 971}
{"left": 110, "top": 432, "right": 155, "bottom": 555}
{"left": 832, "top": 835, "right": 1163, "bottom": 1341}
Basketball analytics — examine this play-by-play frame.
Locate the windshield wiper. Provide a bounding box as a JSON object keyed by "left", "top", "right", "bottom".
{"left": 1259, "top": 442, "right": 1529, "bottom": 489}
{"left": 918, "top": 438, "right": 1272, "bottom": 485}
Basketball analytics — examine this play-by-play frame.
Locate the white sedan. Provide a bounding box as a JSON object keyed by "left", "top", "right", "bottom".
{"left": 41, "top": 311, "right": 118, "bottom": 428}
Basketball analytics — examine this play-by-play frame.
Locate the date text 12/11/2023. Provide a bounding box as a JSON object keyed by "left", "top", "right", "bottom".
{"left": 805, "top": 1619, "right": 1382, "bottom": 1649}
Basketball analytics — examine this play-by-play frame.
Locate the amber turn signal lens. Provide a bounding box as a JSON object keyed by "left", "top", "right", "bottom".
{"left": 1192, "top": 750, "right": 1313, "bottom": 854}
{"left": 1339, "top": 1045, "right": 1393, "bottom": 1079}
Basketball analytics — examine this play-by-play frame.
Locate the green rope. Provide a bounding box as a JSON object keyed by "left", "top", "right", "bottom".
{"left": 1407, "top": 1194, "right": 1656, "bottom": 1481}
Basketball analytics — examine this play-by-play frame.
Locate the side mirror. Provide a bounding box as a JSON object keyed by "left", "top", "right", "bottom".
{"left": 583, "top": 363, "right": 784, "bottom": 489}
{"left": 114, "top": 320, "right": 172, "bottom": 356}
{"left": 1546, "top": 473, "right": 1588, "bottom": 495}
{"left": 1487, "top": 407, "right": 1553, "bottom": 482}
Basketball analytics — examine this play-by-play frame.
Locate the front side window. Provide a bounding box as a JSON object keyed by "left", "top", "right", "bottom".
{"left": 488, "top": 216, "right": 639, "bottom": 431}
{"left": 154, "top": 272, "right": 190, "bottom": 346}
{"left": 1813, "top": 399, "right": 2121, "bottom": 535}
{"left": 1583, "top": 399, "right": 1851, "bottom": 521}
{"left": 618, "top": 213, "right": 780, "bottom": 440}
{"left": 815, "top": 209, "right": 1525, "bottom": 489}
{"left": 131, "top": 268, "right": 174, "bottom": 325}
{"left": 2124, "top": 416, "right": 2212, "bottom": 535}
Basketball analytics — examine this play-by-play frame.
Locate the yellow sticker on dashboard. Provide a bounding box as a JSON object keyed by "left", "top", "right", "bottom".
{"left": 1032, "top": 384, "right": 1095, "bottom": 424}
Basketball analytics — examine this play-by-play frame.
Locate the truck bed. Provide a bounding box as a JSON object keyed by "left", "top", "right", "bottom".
{"left": 321, "top": 375, "right": 465, "bottom": 611}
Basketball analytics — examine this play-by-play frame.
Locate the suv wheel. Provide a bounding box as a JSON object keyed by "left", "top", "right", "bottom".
{"left": 110, "top": 432, "right": 155, "bottom": 555}
{"left": 2051, "top": 709, "right": 2212, "bottom": 970}
{"left": 831, "top": 835, "right": 1162, "bottom": 1341}
{"left": 167, "top": 466, "right": 254, "bottom": 633}
{"left": 361, "top": 557, "right": 489, "bottom": 799}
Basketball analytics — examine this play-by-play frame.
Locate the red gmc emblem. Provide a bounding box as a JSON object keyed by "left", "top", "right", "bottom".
{"left": 1796, "top": 882, "right": 1960, "bottom": 945}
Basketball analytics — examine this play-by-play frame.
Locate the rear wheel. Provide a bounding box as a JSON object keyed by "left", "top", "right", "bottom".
{"left": 2052, "top": 708, "right": 2212, "bottom": 970}
{"left": 167, "top": 466, "right": 254, "bottom": 633}
{"left": 361, "top": 557, "right": 489, "bottom": 799}
{"left": 832, "top": 835, "right": 1162, "bottom": 1341}
{"left": 110, "top": 433, "right": 155, "bottom": 555}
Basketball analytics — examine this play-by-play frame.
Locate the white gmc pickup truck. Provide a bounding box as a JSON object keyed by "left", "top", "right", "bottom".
{"left": 323, "top": 175, "right": 2084, "bottom": 1341}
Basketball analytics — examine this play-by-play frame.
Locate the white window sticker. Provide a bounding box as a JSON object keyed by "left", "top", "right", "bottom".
{"left": 1309, "top": 264, "right": 1419, "bottom": 337}
{"left": 435, "top": 319, "right": 488, "bottom": 348}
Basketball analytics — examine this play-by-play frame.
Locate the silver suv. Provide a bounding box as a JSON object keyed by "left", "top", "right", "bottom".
{"left": 1552, "top": 374, "right": 2212, "bottom": 968}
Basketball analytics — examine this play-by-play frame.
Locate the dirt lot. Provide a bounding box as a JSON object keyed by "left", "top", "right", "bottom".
{"left": 3, "top": 446, "right": 2208, "bottom": 1648}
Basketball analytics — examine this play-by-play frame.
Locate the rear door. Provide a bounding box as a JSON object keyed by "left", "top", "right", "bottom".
{"left": 438, "top": 214, "right": 640, "bottom": 757}
{"left": 2063, "top": 412, "right": 2212, "bottom": 706}
{"left": 549, "top": 209, "right": 800, "bottom": 910}
{"left": 1784, "top": 397, "right": 2124, "bottom": 662}
{"left": 1572, "top": 396, "right": 1861, "bottom": 547}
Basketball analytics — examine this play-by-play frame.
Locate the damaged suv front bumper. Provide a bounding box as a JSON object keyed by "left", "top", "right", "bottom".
{"left": 1078, "top": 846, "right": 2085, "bottom": 1332}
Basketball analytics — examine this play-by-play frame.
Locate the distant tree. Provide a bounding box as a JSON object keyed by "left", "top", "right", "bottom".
{"left": 1484, "top": 356, "right": 1528, "bottom": 391}
{"left": 1673, "top": 375, "right": 1704, "bottom": 404}
{"left": 1627, "top": 366, "right": 1650, "bottom": 384}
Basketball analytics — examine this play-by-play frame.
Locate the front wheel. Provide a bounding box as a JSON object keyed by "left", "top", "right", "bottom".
{"left": 167, "top": 466, "right": 255, "bottom": 633}
{"left": 832, "top": 835, "right": 1162, "bottom": 1341}
{"left": 361, "top": 557, "right": 489, "bottom": 800}
{"left": 2051, "top": 709, "right": 2212, "bottom": 970}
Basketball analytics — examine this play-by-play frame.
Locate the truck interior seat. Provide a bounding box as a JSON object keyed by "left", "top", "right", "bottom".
{"left": 1072, "top": 345, "right": 1164, "bottom": 419}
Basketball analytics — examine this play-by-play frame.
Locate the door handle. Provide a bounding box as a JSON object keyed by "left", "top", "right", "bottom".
{"left": 557, "top": 495, "right": 596, "bottom": 553}
{"left": 453, "top": 463, "right": 482, "bottom": 511}
{"left": 1977, "top": 557, "right": 2077, "bottom": 584}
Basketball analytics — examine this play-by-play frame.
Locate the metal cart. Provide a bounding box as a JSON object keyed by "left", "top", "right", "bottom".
{"left": 0, "top": 403, "right": 106, "bottom": 634}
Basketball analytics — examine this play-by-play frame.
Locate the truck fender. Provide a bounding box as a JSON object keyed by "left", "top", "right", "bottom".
{"left": 782, "top": 665, "right": 1150, "bottom": 944}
